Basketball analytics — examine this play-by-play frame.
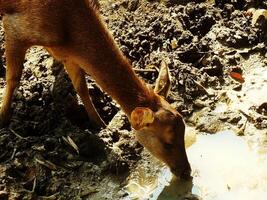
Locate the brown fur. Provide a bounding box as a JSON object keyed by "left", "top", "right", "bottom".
{"left": 0, "top": 0, "right": 191, "bottom": 178}
{"left": 86, "top": 0, "right": 100, "bottom": 10}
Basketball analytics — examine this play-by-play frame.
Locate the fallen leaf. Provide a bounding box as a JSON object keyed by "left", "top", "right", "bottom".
{"left": 230, "top": 72, "right": 245, "bottom": 83}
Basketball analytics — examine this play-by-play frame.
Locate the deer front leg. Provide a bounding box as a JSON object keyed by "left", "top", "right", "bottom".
{"left": 0, "top": 39, "right": 27, "bottom": 127}
{"left": 64, "top": 61, "right": 106, "bottom": 128}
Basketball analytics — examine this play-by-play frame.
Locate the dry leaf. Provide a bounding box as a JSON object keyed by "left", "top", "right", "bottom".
{"left": 230, "top": 72, "right": 245, "bottom": 83}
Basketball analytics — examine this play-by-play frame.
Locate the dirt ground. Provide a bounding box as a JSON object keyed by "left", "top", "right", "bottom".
{"left": 0, "top": 0, "right": 267, "bottom": 199}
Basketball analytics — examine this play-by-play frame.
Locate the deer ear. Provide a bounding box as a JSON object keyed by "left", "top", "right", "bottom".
{"left": 130, "top": 107, "right": 155, "bottom": 130}
{"left": 154, "top": 61, "right": 171, "bottom": 98}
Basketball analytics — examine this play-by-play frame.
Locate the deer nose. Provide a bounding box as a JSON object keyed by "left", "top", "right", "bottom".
{"left": 171, "top": 163, "right": 192, "bottom": 180}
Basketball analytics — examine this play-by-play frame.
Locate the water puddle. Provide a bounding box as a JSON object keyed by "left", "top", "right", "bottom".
{"left": 125, "top": 130, "right": 267, "bottom": 200}
{"left": 187, "top": 131, "right": 267, "bottom": 200}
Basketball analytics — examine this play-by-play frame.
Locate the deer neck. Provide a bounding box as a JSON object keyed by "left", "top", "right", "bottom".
{"left": 89, "top": 57, "right": 157, "bottom": 116}
{"left": 70, "top": 8, "right": 158, "bottom": 116}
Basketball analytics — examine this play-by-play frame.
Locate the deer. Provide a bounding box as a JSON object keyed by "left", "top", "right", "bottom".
{"left": 0, "top": 0, "right": 191, "bottom": 178}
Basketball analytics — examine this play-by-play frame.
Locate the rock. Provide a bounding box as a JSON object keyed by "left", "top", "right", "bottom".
{"left": 252, "top": 9, "right": 267, "bottom": 26}
{"left": 171, "top": 38, "right": 178, "bottom": 49}
{"left": 0, "top": 191, "right": 8, "bottom": 200}
{"left": 257, "top": 102, "right": 267, "bottom": 115}
{"left": 194, "top": 99, "right": 207, "bottom": 108}
{"left": 246, "top": 7, "right": 256, "bottom": 17}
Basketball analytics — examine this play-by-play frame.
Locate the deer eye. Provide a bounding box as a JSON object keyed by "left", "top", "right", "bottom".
{"left": 163, "top": 142, "right": 173, "bottom": 150}
{"left": 145, "top": 123, "right": 150, "bottom": 127}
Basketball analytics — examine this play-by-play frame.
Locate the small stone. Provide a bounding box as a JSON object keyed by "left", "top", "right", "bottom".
{"left": 233, "top": 84, "right": 242, "bottom": 91}
{"left": 171, "top": 38, "right": 178, "bottom": 49}
{"left": 246, "top": 8, "right": 256, "bottom": 17}
{"left": 194, "top": 99, "right": 207, "bottom": 108}
{"left": 252, "top": 9, "right": 267, "bottom": 26}
{"left": 0, "top": 191, "right": 8, "bottom": 200}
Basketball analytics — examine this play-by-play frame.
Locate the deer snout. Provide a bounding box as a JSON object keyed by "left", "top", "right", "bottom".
{"left": 171, "top": 161, "right": 192, "bottom": 180}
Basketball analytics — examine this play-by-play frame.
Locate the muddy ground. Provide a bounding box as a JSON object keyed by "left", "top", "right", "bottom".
{"left": 0, "top": 0, "right": 267, "bottom": 199}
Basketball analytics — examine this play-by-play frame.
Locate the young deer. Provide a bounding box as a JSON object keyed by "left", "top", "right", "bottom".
{"left": 0, "top": 0, "right": 191, "bottom": 178}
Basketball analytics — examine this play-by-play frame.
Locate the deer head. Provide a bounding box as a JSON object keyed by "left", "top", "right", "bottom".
{"left": 131, "top": 61, "right": 191, "bottom": 179}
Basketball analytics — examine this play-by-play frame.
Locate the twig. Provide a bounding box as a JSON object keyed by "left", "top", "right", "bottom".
{"left": 39, "top": 192, "right": 60, "bottom": 200}
{"left": 10, "top": 147, "right": 16, "bottom": 161}
{"left": 35, "top": 158, "right": 57, "bottom": 170}
{"left": 238, "top": 109, "right": 267, "bottom": 122}
{"left": 5, "top": 147, "right": 17, "bottom": 163}
{"left": 9, "top": 128, "right": 26, "bottom": 140}
{"left": 193, "top": 80, "right": 211, "bottom": 95}
{"left": 176, "top": 50, "right": 210, "bottom": 54}
{"left": 238, "top": 109, "right": 254, "bottom": 121}
{"left": 62, "top": 136, "right": 80, "bottom": 154}
{"left": 31, "top": 177, "right": 37, "bottom": 193}
{"left": 133, "top": 68, "right": 157, "bottom": 72}
{"left": 237, "top": 119, "right": 248, "bottom": 136}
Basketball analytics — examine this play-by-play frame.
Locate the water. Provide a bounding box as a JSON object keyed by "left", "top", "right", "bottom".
{"left": 126, "top": 131, "right": 267, "bottom": 200}
{"left": 160, "top": 131, "right": 267, "bottom": 200}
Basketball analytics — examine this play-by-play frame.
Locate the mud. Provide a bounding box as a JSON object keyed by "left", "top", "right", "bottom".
{"left": 0, "top": 0, "right": 267, "bottom": 199}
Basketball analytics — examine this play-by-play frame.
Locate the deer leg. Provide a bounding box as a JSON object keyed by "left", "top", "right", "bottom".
{"left": 0, "top": 39, "right": 27, "bottom": 126}
{"left": 64, "top": 61, "right": 106, "bottom": 128}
